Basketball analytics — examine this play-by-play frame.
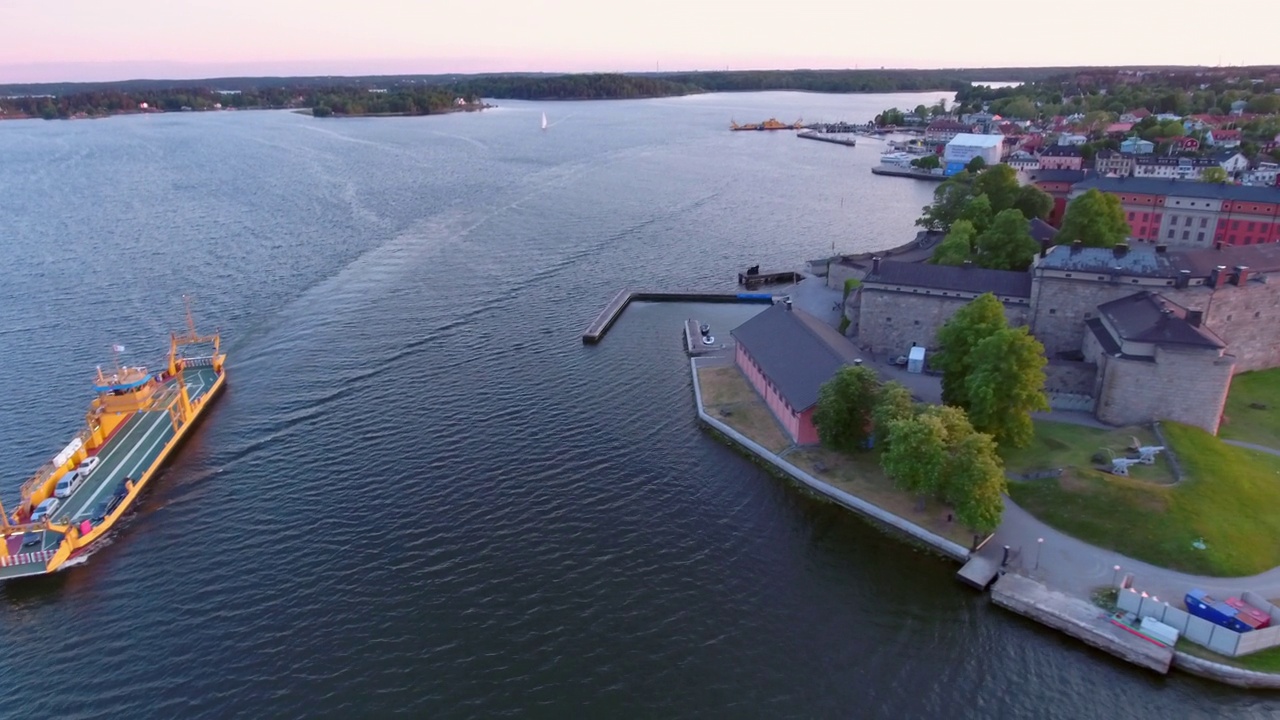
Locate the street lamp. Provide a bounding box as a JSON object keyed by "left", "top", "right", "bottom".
{"left": 1035, "top": 537, "right": 1044, "bottom": 570}
{"left": 1113, "top": 564, "right": 1122, "bottom": 587}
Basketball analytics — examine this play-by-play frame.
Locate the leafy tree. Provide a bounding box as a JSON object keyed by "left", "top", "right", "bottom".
{"left": 976, "top": 209, "right": 1040, "bottom": 271}
{"left": 812, "top": 365, "right": 880, "bottom": 453}
{"left": 1056, "top": 188, "right": 1130, "bottom": 248}
{"left": 916, "top": 171, "right": 975, "bottom": 232}
{"left": 913, "top": 104, "right": 929, "bottom": 118}
{"left": 966, "top": 156, "right": 987, "bottom": 173}
{"left": 934, "top": 293, "right": 1008, "bottom": 408}
{"left": 962, "top": 326, "right": 1049, "bottom": 448}
{"left": 1012, "top": 184, "right": 1053, "bottom": 221}
{"left": 948, "top": 431, "right": 1007, "bottom": 534}
{"left": 872, "top": 382, "right": 915, "bottom": 451}
{"left": 882, "top": 413, "right": 948, "bottom": 500}
{"left": 957, "top": 194, "right": 994, "bottom": 236}
{"left": 972, "top": 164, "right": 1021, "bottom": 214}
{"left": 931, "top": 220, "right": 977, "bottom": 266}
{"left": 1201, "top": 166, "right": 1228, "bottom": 183}
{"left": 1002, "top": 97, "right": 1037, "bottom": 120}
{"left": 1247, "top": 95, "right": 1280, "bottom": 114}
{"left": 911, "top": 154, "right": 941, "bottom": 170}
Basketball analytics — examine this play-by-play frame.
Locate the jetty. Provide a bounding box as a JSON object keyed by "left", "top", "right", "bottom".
{"left": 797, "top": 131, "right": 856, "bottom": 147}
{"left": 990, "top": 574, "right": 1174, "bottom": 675}
{"left": 871, "top": 166, "right": 947, "bottom": 182}
{"left": 737, "top": 268, "right": 802, "bottom": 289}
{"left": 581, "top": 290, "right": 775, "bottom": 344}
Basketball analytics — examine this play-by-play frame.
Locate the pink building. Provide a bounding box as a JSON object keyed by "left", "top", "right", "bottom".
{"left": 731, "top": 302, "right": 864, "bottom": 445}
{"left": 1039, "top": 145, "right": 1084, "bottom": 170}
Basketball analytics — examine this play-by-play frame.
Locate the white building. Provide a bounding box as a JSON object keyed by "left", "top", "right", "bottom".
{"left": 1243, "top": 163, "right": 1280, "bottom": 187}
{"left": 943, "top": 133, "right": 1003, "bottom": 175}
{"left": 1056, "top": 134, "right": 1088, "bottom": 146}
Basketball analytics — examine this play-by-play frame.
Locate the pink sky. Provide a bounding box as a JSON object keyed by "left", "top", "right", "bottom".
{"left": 2, "top": 0, "right": 1277, "bottom": 83}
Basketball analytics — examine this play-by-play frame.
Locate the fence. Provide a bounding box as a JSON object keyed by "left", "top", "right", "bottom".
{"left": 1117, "top": 587, "right": 1280, "bottom": 657}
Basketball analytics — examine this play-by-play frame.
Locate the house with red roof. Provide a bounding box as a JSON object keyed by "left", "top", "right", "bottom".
{"left": 1120, "top": 108, "right": 1151, "bottom": 123}
{"left": 1209, "top": 128, "right": 1243, "bottom": 148}
{"left": 1158, "top": 136, "right": 1201, "bottom": 152}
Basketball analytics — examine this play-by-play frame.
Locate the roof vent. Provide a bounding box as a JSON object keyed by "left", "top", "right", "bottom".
{"left": 1113, "top": 242, "right": 1129, "bottom": 258}
{"left": 1071, "top": 239, "right": 1083, "bottom": 254}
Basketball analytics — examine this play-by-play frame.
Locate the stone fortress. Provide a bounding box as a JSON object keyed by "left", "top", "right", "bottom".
{"left": 841, "top": 240, "right": 1280, "bottom": 434}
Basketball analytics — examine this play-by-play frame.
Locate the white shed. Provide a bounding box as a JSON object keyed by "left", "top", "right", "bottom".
{"left": 907, "top": 346, "right": 926, "bottom": 374}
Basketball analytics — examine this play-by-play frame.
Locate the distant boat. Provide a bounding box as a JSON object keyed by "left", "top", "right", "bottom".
{"left": 541, "top": 112, "right": 547, "bottom": 130}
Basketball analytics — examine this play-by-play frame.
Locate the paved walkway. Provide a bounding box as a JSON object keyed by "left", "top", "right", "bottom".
{"left": 1224, "top": 439, "right": 1280, "bottom": 458}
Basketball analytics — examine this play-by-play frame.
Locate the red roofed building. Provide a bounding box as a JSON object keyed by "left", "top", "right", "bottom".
{"left": 1209, "top": 128, "right": 1243, "bottom": 148}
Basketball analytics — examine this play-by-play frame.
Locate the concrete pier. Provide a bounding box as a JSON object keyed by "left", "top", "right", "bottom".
{"left": 581, "top": 290, "right": 775, "bottom": 344}
{"left": 991, "top": 574, "right": 1173, "bottom": 675}
{"left": 870, "top": 167, "right": 947, "bottom": 182}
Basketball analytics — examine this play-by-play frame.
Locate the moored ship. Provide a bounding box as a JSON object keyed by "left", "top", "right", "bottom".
{"left": 730, "top": 117, "right": 804, "bottom": 131}
{"left": 0, "top": 301, "right": 227, "bottom": 580}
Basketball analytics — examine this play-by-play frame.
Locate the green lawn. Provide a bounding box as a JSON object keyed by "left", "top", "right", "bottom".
{"left": 1221, "top": 368, "right": 1280, "bottom": 448}
{"left": 1178, "top": 640, "right": 1280, "bottom": 673}
{"left": 1008, "top": 422, "right": 1280, "bottom": 576}
{"left": 1001, "top": 421, "right": 1174, "bottom": 485}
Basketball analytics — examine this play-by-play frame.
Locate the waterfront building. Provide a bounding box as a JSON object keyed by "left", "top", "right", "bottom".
{"left": 731, "top": 302, "right": 863, "bottom": 445}
{"left": 924, "top": 120, "right": 976, "bottom": 144}
{"left": 943, "top": 133, "right": 1003, "bottom": 175}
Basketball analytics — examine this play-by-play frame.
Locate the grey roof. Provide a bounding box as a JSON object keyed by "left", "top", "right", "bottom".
{"left": 1096, "top": 291, "right": 1224, "bottom": 349}
{"left": 1029, "top": 218, "right": 1059, "bottom": 244}
{"left": 1040, "top": 241, "right": 1280, "bottom": 278}
{"left": 1041, "top": 145, "right": 1083, "bottom": 157}
{"left": 730, "top": 303, "right": 863, "bottom": 411}
{"left": 864, "top": 260, "right": 1032, "bottom": 298}
{"left": 1028, "top": 169, "right": 1089, "bottom": 184}
{"left": 1072, "top": 175, "right": 1280, "bottom": 202}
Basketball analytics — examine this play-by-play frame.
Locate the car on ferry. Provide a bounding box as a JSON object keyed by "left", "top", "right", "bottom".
{"left": 31, "top": 497, "right": 61, "bottom": 523}
{"left": 76, "top": 456, "right": 100, "bottom": 476}
{"left": 54, "top": 471, "right": 82, "bottom": 499}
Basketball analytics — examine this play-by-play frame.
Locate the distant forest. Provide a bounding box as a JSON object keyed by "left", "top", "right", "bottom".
{"left": 3, "top": 66, "right": 1278, "bottom": 119}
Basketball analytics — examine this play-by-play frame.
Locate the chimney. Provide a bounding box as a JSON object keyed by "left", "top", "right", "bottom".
{"left": 1187, "top": 309, "right": 1204, "bottom": 327}
{"left": 1113, "top": 242, "right": 1129, "bottom": 258}
{"left": 1175, "top": 269, "right": 1191, "bottom": 289}
{"left": 1039, "top": 241, "right": 1050, "bottom": 259}
{"left": 784, "top": 296, "right": 793, "bottom": 311}
{"left": 1071, "top": 239, "right": 1083, "bottom": 254}
{"left": 872, "top": 256, "right": 881, "bottom": 274}
{"left": 1155, "top": 243, "right": 1167, "bottom": 254}
{"left": 1234, "top": 265, "right": 1251, "bottom": 286}
{"left": 1211, "top": 265, "right": 1229, "bottom": 289}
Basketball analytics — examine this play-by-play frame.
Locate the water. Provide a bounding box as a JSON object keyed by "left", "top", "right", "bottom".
{"left": 0, "top": 93, "right": 1273, "bottom": 718}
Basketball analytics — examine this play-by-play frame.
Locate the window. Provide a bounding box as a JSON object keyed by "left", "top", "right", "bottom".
{"left": 1168, "top": 229, "right": 1175, "bottom": 239}
{"left": 1248, "top": 221, "right": 1256, "bottom": 231}
{"left": 1234, "top": 220, "right": 1241, "bottom": 230}
{"left": 1183, "top": 230, "right": 1190, "bottom": 240}
{"left": 1049, "top": 309, "right": 1056, "bottom": 315}
{"left": 1198, "top": 232, "right": 1205, "bottom": 242}
{"left": 1200, "top": 218, "right": 1208, "bottom": 228}
{"left": 1143, "top": 213, "right": 1150, "bottom": 222}
{"left": 1128, "top": 212, "right": 1135, "bottom": 221}
{"left": 1185, "top": 217, "right": 1192, "bottom": 227}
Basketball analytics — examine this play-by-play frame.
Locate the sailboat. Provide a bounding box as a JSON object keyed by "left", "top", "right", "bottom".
{"left": 541, "top": 112, "right": 548, "bottom": 131}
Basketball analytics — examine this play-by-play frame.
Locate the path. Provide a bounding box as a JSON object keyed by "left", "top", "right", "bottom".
{"left": 1224, "top": 439, "right": 1280, "bottom": 458}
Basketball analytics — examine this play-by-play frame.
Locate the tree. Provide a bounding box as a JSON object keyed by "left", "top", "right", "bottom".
{"left": 913, "top": 104, "right": 929, "bottom": 118}
{"left": 882, "top": 413, "right": 947, "bottom": 500}
{"left": 934, "top": 293, "right": 1008, "bottom": 408}
{"left": 957, "top": 194, "right": 994, "bottom": 236}
{"left": 871, "top": 382, "right": 915, "bottom": 451}
{"left": 911, "top": 154, "right": 941, "bottom": 170}
{"left": 966, "top": 156, "right": 987, "bottom": 173}
{"left": 1056, "top": 188, "right": 1130, "bottom": 248}
{"left": 931, "top": 220, "right": 976, "bottom": 266}
{"left": 976, "top": 209, "right": 1040, "bottom": 271}
{"left": 948, "top": 431, "right": 1007, "bottom": 534}
{"left": 812, "top": 365, "right": 880, "bottom": 452}
{"left": 972, "top": 164, "right": 1022, "bottom": 215}
{"left": 1003, "top": 97, "right": 1037, "bottom": 120}
{"left": 1247, "top": 94, "right": 1280, "bottom": 114}
{"left": 1201, "top": 166, "right": 1228, "bottom": 184}
{"left": 916, "top": 171, "right": 975, "bottom": 232}
{"left": 1012, "top": 184, "right": 1053, "bottom": 221}
{"left": 962, "top": 326, "right": 1049, "bottom": 448}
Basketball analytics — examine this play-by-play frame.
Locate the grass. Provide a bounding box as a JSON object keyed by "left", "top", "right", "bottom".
{"left": 1220, "top": 368, "right": 1280, "bottom": 448}
{"left": 787, "top": 446, "right": 976, "bottom": 547}
{"left": 1178, "top": 639, "right": 1280, "bottom": 674}
{"left": 694, "top": 364, "right": 975, "bottom": 548}
{"left": 1008, "top": 421, "right": 1280, "bottom": 576}
{"left": 1000, "top": 421, "right": 1175, "bottom": 485}
{"left": 696, "top": 366, "right": 792, "bottom": 453}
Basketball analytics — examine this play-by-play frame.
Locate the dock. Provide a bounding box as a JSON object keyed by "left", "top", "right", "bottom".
{"left": 581, "top": 290, "right": 775, "bottom": 344}
{"left": 737, "top": 270, "right": 801, "bottom": 289}
{"left": 991, "top": 574, "right": 1173, "bottom": 675}
{"left": 870, "top": 166, "right": 947, "bottom": 182}
{"left": 684, "top": 319, "right": 732, "bottom": 356}
{"left": 956, "top": 555, "right": 1000, "bottom": 590}
{"left": 797, "top": 131, "right": 857, "bottom": 147}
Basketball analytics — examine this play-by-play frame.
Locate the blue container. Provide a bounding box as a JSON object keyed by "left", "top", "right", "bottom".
{"left": 1186, "top": 589, "right": 1254, "bottom": 633}
{"left": 736, "top": 293, "right": 773, "bottom": 302}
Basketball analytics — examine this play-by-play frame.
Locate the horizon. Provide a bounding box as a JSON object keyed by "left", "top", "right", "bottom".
{"left": 3, "top": 0, "right": 1278, "bottom": 85}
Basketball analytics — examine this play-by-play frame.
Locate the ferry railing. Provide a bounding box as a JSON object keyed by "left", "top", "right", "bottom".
{"left": 17, "top": 425, "right": 95, "bottom": 505}
{"left": 0, "top": 549, "right": 55, "bottom": 568}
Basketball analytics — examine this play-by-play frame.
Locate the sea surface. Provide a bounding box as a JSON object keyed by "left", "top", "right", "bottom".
{"left": 0, "top": 92, "right": 1274, "bottom": 718}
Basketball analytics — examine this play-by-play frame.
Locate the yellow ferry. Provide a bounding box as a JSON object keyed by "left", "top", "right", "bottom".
{"left": 0, "top": 300, "right": 226, "bottom": 579}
